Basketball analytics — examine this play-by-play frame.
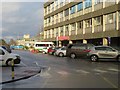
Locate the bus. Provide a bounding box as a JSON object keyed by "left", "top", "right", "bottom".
{"left": 34, "top": 42, "right": 54, "bottom": 52}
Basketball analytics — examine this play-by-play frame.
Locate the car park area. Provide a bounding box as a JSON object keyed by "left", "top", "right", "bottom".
{"left": 1, "top": 50, "right": 119, "bottom": 88}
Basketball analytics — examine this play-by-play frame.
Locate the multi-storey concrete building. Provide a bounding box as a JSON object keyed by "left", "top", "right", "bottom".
{"left": 44, "top": 0, "right": 120, "bottom": 48}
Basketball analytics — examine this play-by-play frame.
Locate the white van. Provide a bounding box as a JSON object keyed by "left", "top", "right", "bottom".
{"left": 0, "top": 47, "right": 21, "bottom": 66}
{"left": 34, "top": 42, "right": 54, "bottom": 52}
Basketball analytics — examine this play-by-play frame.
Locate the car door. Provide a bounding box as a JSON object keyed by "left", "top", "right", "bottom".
{"left": 105, "top": 47, "right": 118, "bottom": 58}
{"left": 95, "top": 47, "right": 107, "bottom": 58}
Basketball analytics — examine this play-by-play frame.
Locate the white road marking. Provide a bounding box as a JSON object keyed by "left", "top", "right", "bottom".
{"left": 94, "top": 69, "right": 107, "bottom": 73}
{"left": 21, "top": 61, "right": 28, "bottom": 67}
{"left": 76, "top": 70, "right": 90, "bottom": 74}
{"left": 108, "top": 68, "right": 119, "bottom": 72}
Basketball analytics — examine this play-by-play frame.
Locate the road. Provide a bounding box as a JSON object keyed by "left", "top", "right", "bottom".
{"left": 1, "top": 50, "right": 119, "bottom": 88}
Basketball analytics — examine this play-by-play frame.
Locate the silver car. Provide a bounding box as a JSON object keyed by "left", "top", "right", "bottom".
{"left": 55, "top": 47, "right": 66, "bottom": 57}
{"left": 88, "top": 46, "right": 120, "bottom": 62}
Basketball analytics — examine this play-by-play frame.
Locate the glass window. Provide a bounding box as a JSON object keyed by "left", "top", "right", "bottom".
{"left": 77, "top": 2, "right": 83, "bottom": 11}
{"left": 60, "top": 26, "right": 63, "bottom": 33}
{"left": 71, "top": 23, "right": 76, "bottom": 31}
{"left": 70, "top": 5, "right": 76, "bottom": 14}
{"left": 0, "top": 49, "right": 5, "bottom": 55}
{"left": 48, "top": 17, "right": 51, "bottom": 23}
{"left": 65, "top": 9, "right": 69, "bottom": 16}
{"left": 78, "top": 21, "right": 83, "bottom": 29}
{"left": 65, "top": 25, "right": 69, "bottom": 31}
{"left": 105, "top": 13, "right": 116, "bottom": 24}
{"left": 94, "top": 16, "right": 102, "bottom": 26}
{"left": 84, "top": 0, "right": 92, "bottom": 8}
{"left": 94, "top": 0, "right": 101, "bottom": 5}
{"left": 85, "top": 19, "right": 92, "bottom": 28}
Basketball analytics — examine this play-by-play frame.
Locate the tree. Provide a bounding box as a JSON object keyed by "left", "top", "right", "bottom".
{"left": 0, "top": 39, "right": 10, "bottom": 47}
{"left": 8, "top": 39, "right": 17, "bottom": 46}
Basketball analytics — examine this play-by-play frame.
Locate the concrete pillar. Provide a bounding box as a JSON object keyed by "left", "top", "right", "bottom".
{"left": 76, "top": 22, "right": 78, "bottom": 35}
{"left": 83, "top": 39, "right": 87, "bottom": 44}
{"left": 103, "top": 15, "right": 105, "bottom": 32}
{"left": 59, "top": 41, "right": 62, "bottom": 47}
{"left": 69, "top": 40, "right": 73, "bottom": 44}
{"left": 92, "top": 0, "right": 94, "bottom": 12}
{"left": 92, "top": 18, "right": 94, "bottom": 33}
{"left": 83, "top": 20, "right": 85, "bottom": 34}
{"left": 116, "top": 11, "right": 119, "bottom": 31}
{"left": 103, "top": 38, "right": 108, "bottom": 46}
{"left": 63, "top": 25, "right": 65, "bottom": 36}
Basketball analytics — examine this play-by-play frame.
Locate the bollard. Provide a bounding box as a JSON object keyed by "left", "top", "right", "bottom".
{"left": 11, "top": 59, "right": 15, "bottom": 80}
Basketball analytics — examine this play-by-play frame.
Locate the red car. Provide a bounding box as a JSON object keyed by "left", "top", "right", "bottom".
{"left": 48, "top": 47, "right": 60, "bottom": 55}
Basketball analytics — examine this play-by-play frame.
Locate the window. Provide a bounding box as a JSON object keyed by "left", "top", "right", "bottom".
{"left": 48, "top": 5, "right": 50, "bottom": 13}
{"left": 0, "top": 49, "right": 5, "bottom": 55}
{"left": 105, "top": 13, "right": 116, "bottom": 24}
{"left": 94, "top": 16, "right": 102, "bottom": 26}
{"left": 85, "top": 19, "right": 92, "bottom": 28}
{"left": 78, "top": 21, "right": 83, "bottom": 29}
{"left": 48, "top": 17, "right": 51, "bottom": 23}
{"left": 77, "top": 2, "right": 83, "bottom": 11}
{"left": 60, "top": 26, "right": 63, "bottom": 33}
{"left": 71, "top": 23, "right": 76, "bottom": 31}
{"left": 84, "top": 0, "right": 92, "bottom": 8}
{"left": 94, "top": 0, "right": 101, "bottom": 5}
{"left": 51, "top": 3, "right": 54, "bottom": 11}
{"left": 65, "top": 9, "right": 69, "bottom": 16}
{"left": 70, "top": 5, "right": 76, "bottom": 14}
{"left": 65, "top": 25, "right": 69, "bottom": 31}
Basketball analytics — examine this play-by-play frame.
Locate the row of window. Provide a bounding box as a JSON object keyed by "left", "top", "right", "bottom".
{"left": 45, "top": 11, "right": 120, "bottom": 27}
{"left": 44, "top": 11, "right": 120, "bottom": 38}
{"left": 44, "top": 0, "right": 118, "bottom": 16}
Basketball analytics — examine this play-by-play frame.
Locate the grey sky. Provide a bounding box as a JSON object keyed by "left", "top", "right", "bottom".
{"left": 1, "top": 2, "right": 44, "bottom": 41}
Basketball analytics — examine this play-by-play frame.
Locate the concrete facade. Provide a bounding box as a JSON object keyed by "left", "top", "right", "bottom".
{"left": 44, "top": 0, "right": 120, "bottom": 47}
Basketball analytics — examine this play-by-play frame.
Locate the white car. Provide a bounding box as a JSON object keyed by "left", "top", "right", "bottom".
{"left": 55, "top": 47, "right": 66, "bottom": 57}
{"left": 0, "top": 47, "right": 21, "bottom": 66}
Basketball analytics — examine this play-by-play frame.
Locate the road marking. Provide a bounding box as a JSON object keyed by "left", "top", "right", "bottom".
{"left": 76, "top": 70, "right": 90, "bottom": 74}
{"left": 21, "top": 61, "right": 28, "bottom": 67}
{"left": 57, "top": 71, "right": 69, "bottom": 76}
{"left": 99, "top": 75, "right": 118, "bottom": 88}
{"left": 94, "top": 69, "right": 107, "bottom": 73}
{"left": 108, "top": 68, "right": 119, "bottom": 72}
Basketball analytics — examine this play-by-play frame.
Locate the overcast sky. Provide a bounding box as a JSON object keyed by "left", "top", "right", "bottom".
{"left": 0, "top": 1, "right": 45, "bottom": 42}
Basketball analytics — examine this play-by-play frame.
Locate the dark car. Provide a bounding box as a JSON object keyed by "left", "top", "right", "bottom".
{"left": 66, "top": 43, "right": 94, "bottom": 59}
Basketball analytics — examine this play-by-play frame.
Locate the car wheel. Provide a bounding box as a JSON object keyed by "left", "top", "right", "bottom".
{"left": 90, "top": 55, "right": 98, "bottom": 62}
{"left": 6, "top": 59, "right": 12, "bottom": 66}
{"left": 70, "top": 53, "right": 76, "bottom": 59}
{"left": 116, "top": 56, "right": 120, "bottom": 62}
{"left": 59, "top": 52, "right": 64, "bottom": 57}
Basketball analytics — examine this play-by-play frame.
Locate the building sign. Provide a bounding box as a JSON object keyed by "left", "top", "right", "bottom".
{"left": 58, "top": 36, "right": 69, "bottom": 40}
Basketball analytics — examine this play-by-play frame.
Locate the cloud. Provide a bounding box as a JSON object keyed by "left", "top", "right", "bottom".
{"left": 2, "top": 2, "right": 21, "bottom": 14}
{"left": 4, "top": 17, "right": 26, "bottom": 23}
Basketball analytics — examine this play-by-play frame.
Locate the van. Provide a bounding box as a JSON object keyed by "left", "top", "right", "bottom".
{"left": 0, "top": 47, "right": 21, "bottom": 66}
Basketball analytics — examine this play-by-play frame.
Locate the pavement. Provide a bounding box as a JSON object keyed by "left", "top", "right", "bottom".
{"left": 1, "top": 66, "right": 41, "bottom": 84}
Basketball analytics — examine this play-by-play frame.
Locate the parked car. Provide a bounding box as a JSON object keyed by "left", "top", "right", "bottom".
{"left": 66, "top": 44, "right": 120, "bottom": 62}
{"left": 66, "top": 43, "right": 94, "bottom": 59}
{"left": 1, "top": 45, "right": 12, "bottom": 53}
{"left": 48, "top": 47, "right": 60, "bottom": 55}
{"left": 88, "top": 46, "right": 120, "bottom": 62}
{"left": 55, "top": 47, "right": 66, "bottom": 57}
{"left": 41, "top": 47, "right": 48, "bottom": 54}
{"left": 0, "top": 47, "right": 21, "bottom": 66}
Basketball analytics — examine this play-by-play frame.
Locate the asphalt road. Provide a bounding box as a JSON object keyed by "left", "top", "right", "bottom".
{"left": 1, "top": 50, "right": 119, "bottom": 88}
